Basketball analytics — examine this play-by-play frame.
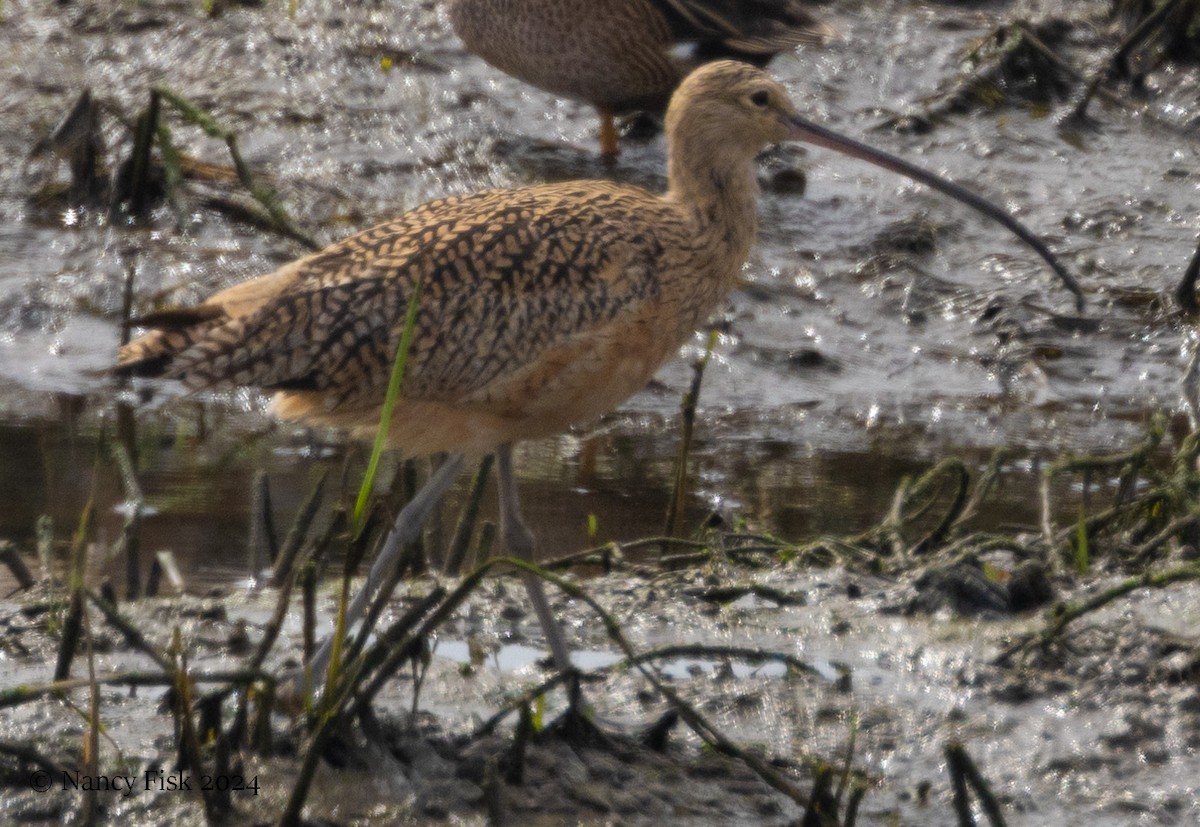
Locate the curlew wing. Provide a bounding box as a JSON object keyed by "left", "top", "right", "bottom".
{"left": 117, "top": 183, "right": 666, "bottom": 411}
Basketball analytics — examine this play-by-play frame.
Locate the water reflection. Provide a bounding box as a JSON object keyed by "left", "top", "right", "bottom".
{"left": 0, "top": 392, "right": 1077, "bottom": 596}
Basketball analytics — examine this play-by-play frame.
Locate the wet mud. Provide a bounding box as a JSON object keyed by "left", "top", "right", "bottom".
{"left": 3, "top": 562, "right": 1199, "bottom": 824}
{"left": 2, "top": 0, "right": 1200, "bottom": 824}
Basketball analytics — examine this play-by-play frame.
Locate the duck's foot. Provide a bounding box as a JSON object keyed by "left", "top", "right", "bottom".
{"left": 598, "top": 110, "right": 619, "bottom": 161}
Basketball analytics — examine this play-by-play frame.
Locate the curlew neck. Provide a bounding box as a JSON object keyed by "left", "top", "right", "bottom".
{"left": 663, "top": 106, "right": 762, "bottom": 272}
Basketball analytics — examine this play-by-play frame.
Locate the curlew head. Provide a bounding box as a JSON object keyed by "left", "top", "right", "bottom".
{"left": 665, "top": 60, "right": 801, "bottom": 158}
{"left": 665, "top": 61, "right": 1084, "bottom": 309}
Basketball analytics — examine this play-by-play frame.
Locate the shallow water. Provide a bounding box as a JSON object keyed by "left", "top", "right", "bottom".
{"left": 3, "top": 0, "right": 1197, "bottom": 598}
{"left": 0, "top": 408, "right": 1068, "bottom": 595}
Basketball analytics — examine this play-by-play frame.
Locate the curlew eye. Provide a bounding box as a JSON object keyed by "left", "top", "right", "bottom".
{"left": 749, "top": 90, "right": 770, "bottom": 108}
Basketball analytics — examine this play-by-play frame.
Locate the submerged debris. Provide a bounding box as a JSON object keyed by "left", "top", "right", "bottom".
{"left": 28, "top": 90, "right": 108, "bottom": 206}
{"left": 25, "top": 85, "right": 317, "bottom": 251}
{"left": 880, "top": 21, "right": 1077, "bottom": 132}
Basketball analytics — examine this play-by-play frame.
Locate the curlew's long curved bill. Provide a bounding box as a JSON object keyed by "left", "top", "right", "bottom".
{"left": 786, "top": 114, "right": 1084, "bottom": 312}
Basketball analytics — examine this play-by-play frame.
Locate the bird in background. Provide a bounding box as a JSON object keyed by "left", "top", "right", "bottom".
{"left": 446, "top": 0, "right": 834, "bottom": 156}
{"left": 115, "top": 61, "right": 1081, "bottom": 683}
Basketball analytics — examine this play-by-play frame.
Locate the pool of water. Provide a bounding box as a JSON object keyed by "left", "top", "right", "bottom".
{"left": 1, "top": 0, "right": 1197, "bottom": 593}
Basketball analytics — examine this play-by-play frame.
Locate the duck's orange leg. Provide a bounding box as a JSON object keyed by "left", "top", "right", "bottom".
{"left": 598, "top": 109, "right": 619, "bottom": 159}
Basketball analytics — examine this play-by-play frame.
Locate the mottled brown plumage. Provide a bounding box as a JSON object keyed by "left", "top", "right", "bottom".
{"left": 119, "top": 64, "right": 774, "bottom": 459}
{"left": 446, "top": 0, "right": 832, "bottom": 155}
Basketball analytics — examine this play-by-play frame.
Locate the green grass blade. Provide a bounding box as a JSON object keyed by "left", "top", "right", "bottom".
{"left": 352, "top": 280, "right": 424, "bottom": 532}
{"left": 1074, "top": 506, "right": 1089, "bottom": 575}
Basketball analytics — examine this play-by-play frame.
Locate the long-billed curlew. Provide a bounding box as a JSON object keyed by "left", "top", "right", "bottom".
{"left": 447, "top": 0, "right": 833, "bottom": 156}
{"left": 116, "top": 61, "right": 1081, "bottom": 680}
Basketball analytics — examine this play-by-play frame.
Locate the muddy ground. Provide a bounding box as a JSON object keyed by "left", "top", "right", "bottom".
{"left": 2, "top": 0, "right": 1200, "bottom": 824}
{"left": 3, "top": 558, "right": 1200, "bottom": 825}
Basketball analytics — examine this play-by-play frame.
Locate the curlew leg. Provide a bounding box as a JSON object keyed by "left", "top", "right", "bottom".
{"left": 305, "top": 454, "right": 466, "bottom": 682}
{"left": 496, "top": 444, "right": 574, "bottom": 672}
{"left": 598, "top": 109, "right": 619, "bottom": 160}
